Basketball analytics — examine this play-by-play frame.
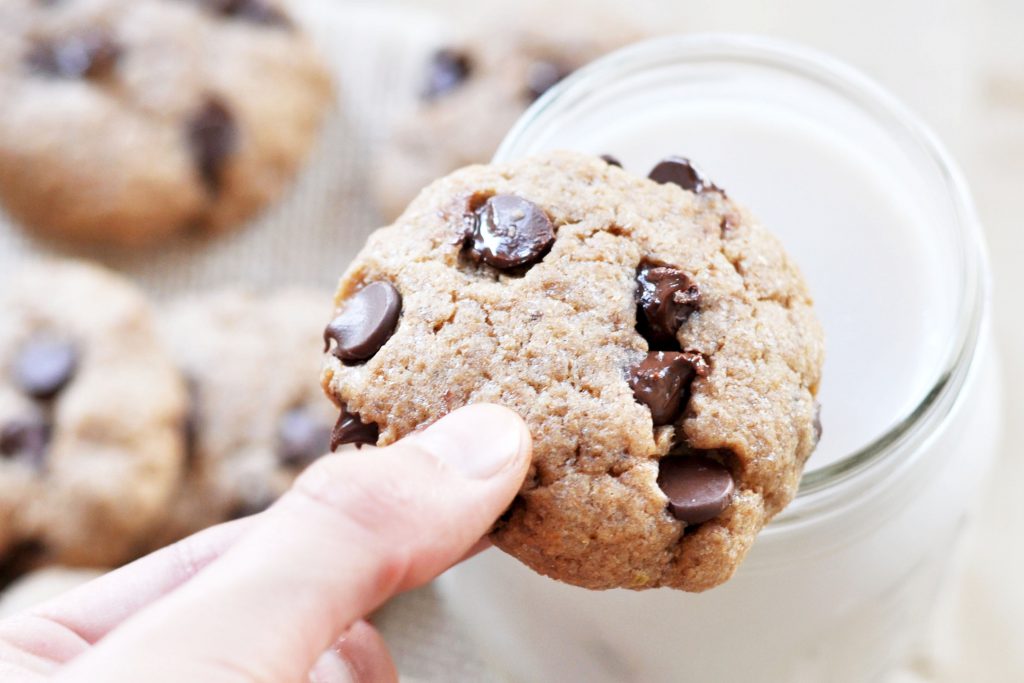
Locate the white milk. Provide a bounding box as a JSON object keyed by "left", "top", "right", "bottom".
{"left": 559, "top": 101, "right": 953, "bottom": 470}
{"left": 438, "top": 36, "right": 999, "bottom": 682}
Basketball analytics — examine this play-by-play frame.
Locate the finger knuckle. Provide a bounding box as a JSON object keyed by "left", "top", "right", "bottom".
{"left": 290, "top": 456, "right": 423, "bottom": 591}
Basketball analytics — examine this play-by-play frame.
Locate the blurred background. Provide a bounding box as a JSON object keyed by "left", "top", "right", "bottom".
{"left": 1, "top": 0, "right": 1022, "bottom": 680}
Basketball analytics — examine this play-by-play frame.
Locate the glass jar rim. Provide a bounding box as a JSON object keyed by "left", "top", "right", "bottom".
{"left": 493, "top": 33, "right": 987, "bottom": 505}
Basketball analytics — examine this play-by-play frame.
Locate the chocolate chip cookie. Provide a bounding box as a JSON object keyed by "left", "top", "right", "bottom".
{"left": 323, "top": 152, "right": 824, "bottom": 591}
{"left": 0, "top": 260, "right": 187, "bottom": 571}
{"left": 0, "top": 0, "right": 332, "bottom": 246}
{"left": 373, "top": 18, "right": 635, "bottom": 220}
{"left": 147, "top": 289, "right": 336, "bottom": 548}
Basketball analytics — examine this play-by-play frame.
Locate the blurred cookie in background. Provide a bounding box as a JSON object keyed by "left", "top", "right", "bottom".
{"left": 0, "top": 0, "right": 333, "bottom": 247}
{"left": 0, "top": 260, "right": 187, "bottom": 577}
{"left": 0, "top": 565, "right": 104, "bottom": 618}
{"left": 372, "top": 9, "right": 639, "bottom": 220}
{"left": 145, "top": 289, "right": 336, "bottom": 549}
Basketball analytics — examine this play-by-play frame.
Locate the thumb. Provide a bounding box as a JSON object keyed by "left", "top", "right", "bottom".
{"left": 57, "top": 404, "right": 531, "bottom": 683}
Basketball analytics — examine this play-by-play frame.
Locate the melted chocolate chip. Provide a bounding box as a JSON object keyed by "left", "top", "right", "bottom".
{"left": 277, "top": 407, "right": 332, "bottom": 467}
{"left": 187, "top": 98, "right": 237, "bottom": 195}
{"left": 26, "top": 31, "right": 120, "bottom": 79}
{"left": 0, "top": 417, "right": 50, "bottom": 470}
{"left": 648, "top": 156, "right": 715, "bottom": 194}
{"left": 324, "top": 282, "right": 402, "bottom": 363}
{"left": 203, "top": 0, "right": 290, "bottom": 26}
{"left": 657, "top": 455, "right": 734, "bottom": 524}
{"left": 330, "top": 407, "right": 378, "bottom": 450}
{"left": 464, "top": 194, "right": 555, "bottom": 270}
{"left": 525, "top": 60, "right": 571, "bottom": 101}
{"left": 636, "top": 262, "right": 700, "bottom": 349}
{"left": 423, "top": 48, "right": 472, "bottom": 100}
{"left": 628, "top": 351, "right": 708, "bottom": 426}
{"left": 600, "top": 154, "right": 622, "bottom": 168}
{"left": 14, "top": 338, "right": 77, "bottom": 401}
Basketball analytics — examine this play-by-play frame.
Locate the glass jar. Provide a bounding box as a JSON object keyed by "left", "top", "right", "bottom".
{"left": 437, "top": 35, "right": 1000, "bottom": 682}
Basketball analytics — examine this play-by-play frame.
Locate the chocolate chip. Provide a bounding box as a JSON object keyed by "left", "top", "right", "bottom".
{"left": 277, "top": 407, "right": 331, "bottom": 468}
{"left": 464, "top": 194, "right": 555, "bottom": 269}
{"left": 26, "top": 31, "right": 120, "bottom": 79}
{"left": 0, "top": 541, "right": 47, "bottom": 590}
{"left": 203, "top": 0, "right": 290, "bottom": 26}
{"left": 648, "top": 156, "right": 716, "bottom": 194}
{"left": 628, "top": 351, "right": 708, "bottom": 426}
{"left": 0, "top": 417, "right": 50, "bottom": 470}
{"left": 181, "top": 378, "right": 202, "bottom": 466}
{"left": 657, "top": 456, "right": 734, "bottom": 524}
{"left": 600, "top": 154, "right": 622, "bottom": 168}
{"left": 329, "top": 406, "right": 378, "bottom": 450}
{"left": 423, "top": 48, "right": 472, "bottom": 100}
{"left": 14, "top": 338, "right": 77, "bottom": 401}
{"left": 636, "top": 261, "right": 700, "bottom": 349}
{"left": 187, "top": 98, "right": 237, "bottom": 195}
{"left": 525, "top": 60, "right": 571, "bottom": 101}
{"left": 324, "top": 282, "right": 402, "bottom": 363}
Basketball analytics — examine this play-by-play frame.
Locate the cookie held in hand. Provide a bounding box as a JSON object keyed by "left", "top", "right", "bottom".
{"left": 324, "top": 151, "right": 824, "bottom": 591}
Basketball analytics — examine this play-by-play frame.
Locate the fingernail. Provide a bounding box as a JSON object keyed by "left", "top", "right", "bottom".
{"left": 413, "top": 404, "right": 529, "bottom": 480}
{"left": 309, "top": 649, "right": 354, "bottom": 683}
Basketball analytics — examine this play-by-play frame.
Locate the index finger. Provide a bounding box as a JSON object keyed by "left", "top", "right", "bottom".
{"left": 0, "top": 517, "right": 253, "bottom": 673}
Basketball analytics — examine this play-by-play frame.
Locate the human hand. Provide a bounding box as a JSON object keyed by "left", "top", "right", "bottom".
{"left": 0, "top": 404, "right": 531, "bottom": 683}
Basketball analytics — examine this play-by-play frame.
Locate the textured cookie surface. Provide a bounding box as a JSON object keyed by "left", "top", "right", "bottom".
{"left": 0, "top": 260, "right": 186, "bottom": 572}
{"left": 147, "top": 289, "right": 336, "bottom": 548}
{"left": 0, "top": 0, "right": 332, "bottom": 246}
{"left": 373, "top": 18, "right": 634, "bottom": 220}
{"left": 324, "top": 151, "right": 824, "bottom": 591}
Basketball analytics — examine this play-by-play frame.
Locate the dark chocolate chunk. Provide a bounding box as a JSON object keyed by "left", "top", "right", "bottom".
{"left": 14, "top": 338, "right": 77, "bottom": 401}
{"left": 600, "top": 154, "right": 622, "bottom": 168}
{"left": 324, "top": 282, "right": 402, "bottom": 363}
{"left": 203, "top": 0, "right": 290, "bottom": 26}
{"left": 187, "top": 98, "right": 237, "bottom": 195}
{"left": 465, "top": 194, "right": 555, "bottom": 269}
{"left": 26, "top": 31, "right": 120, "bottom": 79}
{"left": 636, "top": 261, "right": 700, "bottom": 348}
{"left": 0, "top": 417, "right": 51, "bottom": 470}
{"left": 525, "top": 60, "right": 571, "bottom": 101}
{"left": 628, "top": 351, "right": 708, "bottom": 425}
{"left": 648, "top": 156, "right": 715, "bottom": 194}
{"left": 329, "top": 406, "right": 378, "bottom": 450}
{"left": 657, "top": 455, "right": 734, "bottom": 524}
{"left": 277, "top": 407, "right": 332, "bottom": 467}
{"left": 423, "top": 48, "right": 472, "bottom": 100}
